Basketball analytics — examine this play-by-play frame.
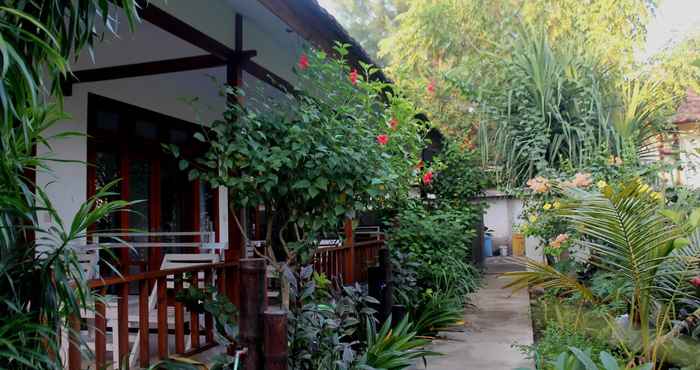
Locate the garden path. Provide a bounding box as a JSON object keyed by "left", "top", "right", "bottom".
{"left": 415, "top": 257, "right": 534, "bottom": 370}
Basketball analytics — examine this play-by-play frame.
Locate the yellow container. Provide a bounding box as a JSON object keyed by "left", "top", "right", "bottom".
{"left": 512, "top": 233, "right": 525, "bottom": 256}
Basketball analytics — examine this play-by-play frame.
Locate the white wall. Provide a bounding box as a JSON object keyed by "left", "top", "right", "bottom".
{"left": 38, "top": 68, "right": 229, "bottom": 241}
{"left": 679, "top": 129, "right": 700, "bottom": 188}
{"left": 482, "top": 193, "right": 545, "bottom": 261}
{"left": 483, "top": 194, "right": 523, "bottom": 249}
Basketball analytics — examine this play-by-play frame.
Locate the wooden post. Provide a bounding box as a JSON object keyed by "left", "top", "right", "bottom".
{"left": 378, "top": 248, "right": 393, "bottom": 322}
{"left": 67, "top": 314, "right": 81, "bottom": 370}
{"left": 263, "top": 307, "right": 288, "bottom": 370}
{"left": 95, "top": 300, "right": 107, "bottom": 368}
{"left": 471, "top": 213, "right": 485, "bottom": 267}
{"left": 240, "top": 258, "right": 267, "bottom": 370}
{"left": 343, "top": 218, "right": 355, "bottom": 284}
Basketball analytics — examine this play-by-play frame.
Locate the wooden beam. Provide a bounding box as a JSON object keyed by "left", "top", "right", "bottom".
{"left": 96, "top": 3, "right": 295, "bottom": 94}
{"left": 243, "top": 60, "right": 294, "bottom": 93}
{"left": 137, "top": 1, "right": 233, "bottom": 60}
{"left": 68, "top": 54, "right": 221, "bottom": 85}
{"left": 63, "top": 52, "right": 257, "bottom": 93}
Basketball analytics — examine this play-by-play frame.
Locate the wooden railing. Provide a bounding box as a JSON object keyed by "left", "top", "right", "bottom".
{"left": 354, "top": 237, "right": 383, "bottom": 282}
{"left": 313, "top": 232, "right": 385, "bottom": 284}
{"left": 69, "top": 261, "right": 238, "bottom": 370}
{"left": 313, "top": 244, "right": 355, "bottom": 284}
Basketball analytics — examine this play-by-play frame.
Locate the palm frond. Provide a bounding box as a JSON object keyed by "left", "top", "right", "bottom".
{"left": 502, "top": 257, "right": 595, "bottom": 302}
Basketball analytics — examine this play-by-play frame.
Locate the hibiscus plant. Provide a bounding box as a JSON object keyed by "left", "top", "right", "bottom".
{"left": 170, "top": 43, "right": 426, "bottom": 303}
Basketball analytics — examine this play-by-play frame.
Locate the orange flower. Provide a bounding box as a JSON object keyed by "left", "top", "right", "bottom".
{"left": 549, "top": 233, "right": 569, "bottom": 249}
{"left": 526, "top": 176, "right": 550, "bottom": 194}
{"left": 571, "top": 172, "right": 592, "bottom": 187}
{"left": 389, "top": 117, "right": 399, "bottom": 130}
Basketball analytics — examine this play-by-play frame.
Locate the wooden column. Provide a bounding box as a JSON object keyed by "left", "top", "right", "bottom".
{"left": 343, "top": 218, "right": 355, "bottom": 284}
{"left": 67, "top": 314, "right": 81, "bottom": 370}
{"left": 378, "top": 248, "right": 393, "bottom": 322}
{"left": 240, "top": 258, "right": 267, "bottom": 370}
{"left": 224, "top": 13, "right": 250, "bottom": 308}
{"left": 263, "top": 307, "right": 288, "bottom": 370}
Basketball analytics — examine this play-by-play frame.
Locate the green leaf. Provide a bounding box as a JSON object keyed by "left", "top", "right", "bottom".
{"left": 193, "top": 132, "right": 206, "bottom": 142}
{"left": 568, "top": 347, "right": 598, "bottom": 370}
{"left": 314, "top": 177, "right": 329, "bottom": 190}
{"left": 292, "top": 179, "right": 311, "bottom": 189}
{"left": 598, "top": 352, "right": 619, "bottom": 370}
{"left": 179, "top": 159, "right": 189, "bottom": 171}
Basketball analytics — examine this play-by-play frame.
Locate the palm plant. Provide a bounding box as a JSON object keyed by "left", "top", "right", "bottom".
{"left": 1, "top": 1, "right": 137, "bottom": 368}
{"left": 358, "top": 316, "right": 439, "bottom": 370}
{"left": 504, "top": 180, "right": 700, "bottom": 366}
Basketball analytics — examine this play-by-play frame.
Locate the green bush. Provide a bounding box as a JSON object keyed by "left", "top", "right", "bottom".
{"left": 517, "top": 322, "right": 620, "bottom": 370}
{"left": 357, "top": 315, "right": 439, "bottom": 370}
{"left": 388, "top": 201, "right": 480, "bottom": 302}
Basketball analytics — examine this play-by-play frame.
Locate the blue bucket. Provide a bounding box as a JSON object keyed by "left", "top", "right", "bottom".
{"left": 484, "top": 234, "right": 493, "bottom": 257}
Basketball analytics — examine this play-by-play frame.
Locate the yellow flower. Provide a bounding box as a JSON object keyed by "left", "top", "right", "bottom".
{"left": 597, "top": 180, "right": 608, "bottom": 190}
{"left": 543, "top": 203, "right": 552, "bottom": 210}
{"left": 529, "top": 214, "right": 538, "bottom": 223}
{"left": 553, "top": 200, "right": 561, "bottom": 209}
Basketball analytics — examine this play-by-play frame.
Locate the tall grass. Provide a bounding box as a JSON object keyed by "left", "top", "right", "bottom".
{"left": 1, "top": 2, "right": 137, "bottom": 368}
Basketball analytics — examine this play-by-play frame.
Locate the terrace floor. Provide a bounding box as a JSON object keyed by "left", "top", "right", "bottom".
{"left": 416, "top": 257, "right": 534, "bottom": 369}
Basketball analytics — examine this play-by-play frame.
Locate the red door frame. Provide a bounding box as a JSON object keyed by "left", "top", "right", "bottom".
{"left": 86, "top": 93, "right": 218, "bottom": 273}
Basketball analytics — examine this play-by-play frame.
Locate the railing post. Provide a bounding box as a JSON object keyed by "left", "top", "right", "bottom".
{"left": 379, "top": 248, "right": 393, "bottom": 321}
{"left": 67, "top": 314, "right": 81, "bottom": 370}
{"left": 263, "top": 307, "right": 288, "bottom": 370}
{"left": 240, "top": 258, "right": 267, "bottom": 370}
{"left": 343, "top": 218, "right": 354, "bottom": 284}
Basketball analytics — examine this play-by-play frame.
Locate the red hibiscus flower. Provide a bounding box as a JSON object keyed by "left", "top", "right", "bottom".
{"left": 422, "top": 171, "right": 433, "bottom": 185}
{"left": 298, "top": 53, "right": 309, "bottom": 70}
{"left": 376, "top": 134, "right": 389, "bottom": 145}
{"left": 691, "top": 276, "right": 700, "bottom": 288}
{"left": 350, "top": 69, "right": 359, "bottom": 85}
{"left": 427, "top": 80, "right": 436, "bottom": 94}
{"left": 389, "top": 117, "right": 399, "bottom": 130}
{"left": 416, "top": 160, "right": 424, "bottom": 170}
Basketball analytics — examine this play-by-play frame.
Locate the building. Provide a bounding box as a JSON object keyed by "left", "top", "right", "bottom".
{"left": 42, "top": 1, "right": 384, "bottom": 368}
{"left": 674, "top": 89, "right": 700, "bottom": 187}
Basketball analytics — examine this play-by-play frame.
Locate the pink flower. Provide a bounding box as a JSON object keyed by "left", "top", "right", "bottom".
{"left": 422, "top": 171, "right": 434, "bottom": 185}
{"left": 298, "top": 53, "right": 309, "bottom": 70}
{"left": 389, "top": 117, "right": 399, "bottom": 130}
{"left": 427, "top": 80, "right": 436, "bottom": 94}
{"left": 350, "top": 69, "right": 359, "bottom": 85}
{"left": 572, "top": 172, "right": 592, "bottom": 188}
{"left": 690, "top": 276, "right": 700, "bottom": 288}
{"left": 526, "top": 176, "right": 550, "bottom": 194}
{"left": 376, "top": 134, "right": 389, "bottom": 145}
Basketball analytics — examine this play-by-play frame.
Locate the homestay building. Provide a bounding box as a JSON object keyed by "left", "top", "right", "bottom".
{"left": 673, "top": 89, "right": 700, "bottom": 187}
{"left": 41, "top": 1, "right": 385, "bottom": 368}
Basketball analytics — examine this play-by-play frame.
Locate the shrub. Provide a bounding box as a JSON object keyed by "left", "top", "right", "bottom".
{"left": 388, "top": 201, "right": 481, "bottom": 301}
{"left": 517, "top": 322, "right": 619, "bottom": 369}
{"left": 357, "top": 315, "right": 439, "bottom": 370}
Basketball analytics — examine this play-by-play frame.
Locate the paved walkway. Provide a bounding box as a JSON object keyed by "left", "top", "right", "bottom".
{"left": 417, "top": 258, "right": 534, "bottom": 370}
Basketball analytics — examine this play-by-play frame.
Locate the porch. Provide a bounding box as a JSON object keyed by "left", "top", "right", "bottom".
{"left": 66, "top": 229, "right": 385, "bottom": 369}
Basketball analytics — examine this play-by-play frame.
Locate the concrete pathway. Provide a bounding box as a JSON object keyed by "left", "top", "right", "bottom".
{"left": 417, "top": 257, "right": 534, "bottom": 370}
